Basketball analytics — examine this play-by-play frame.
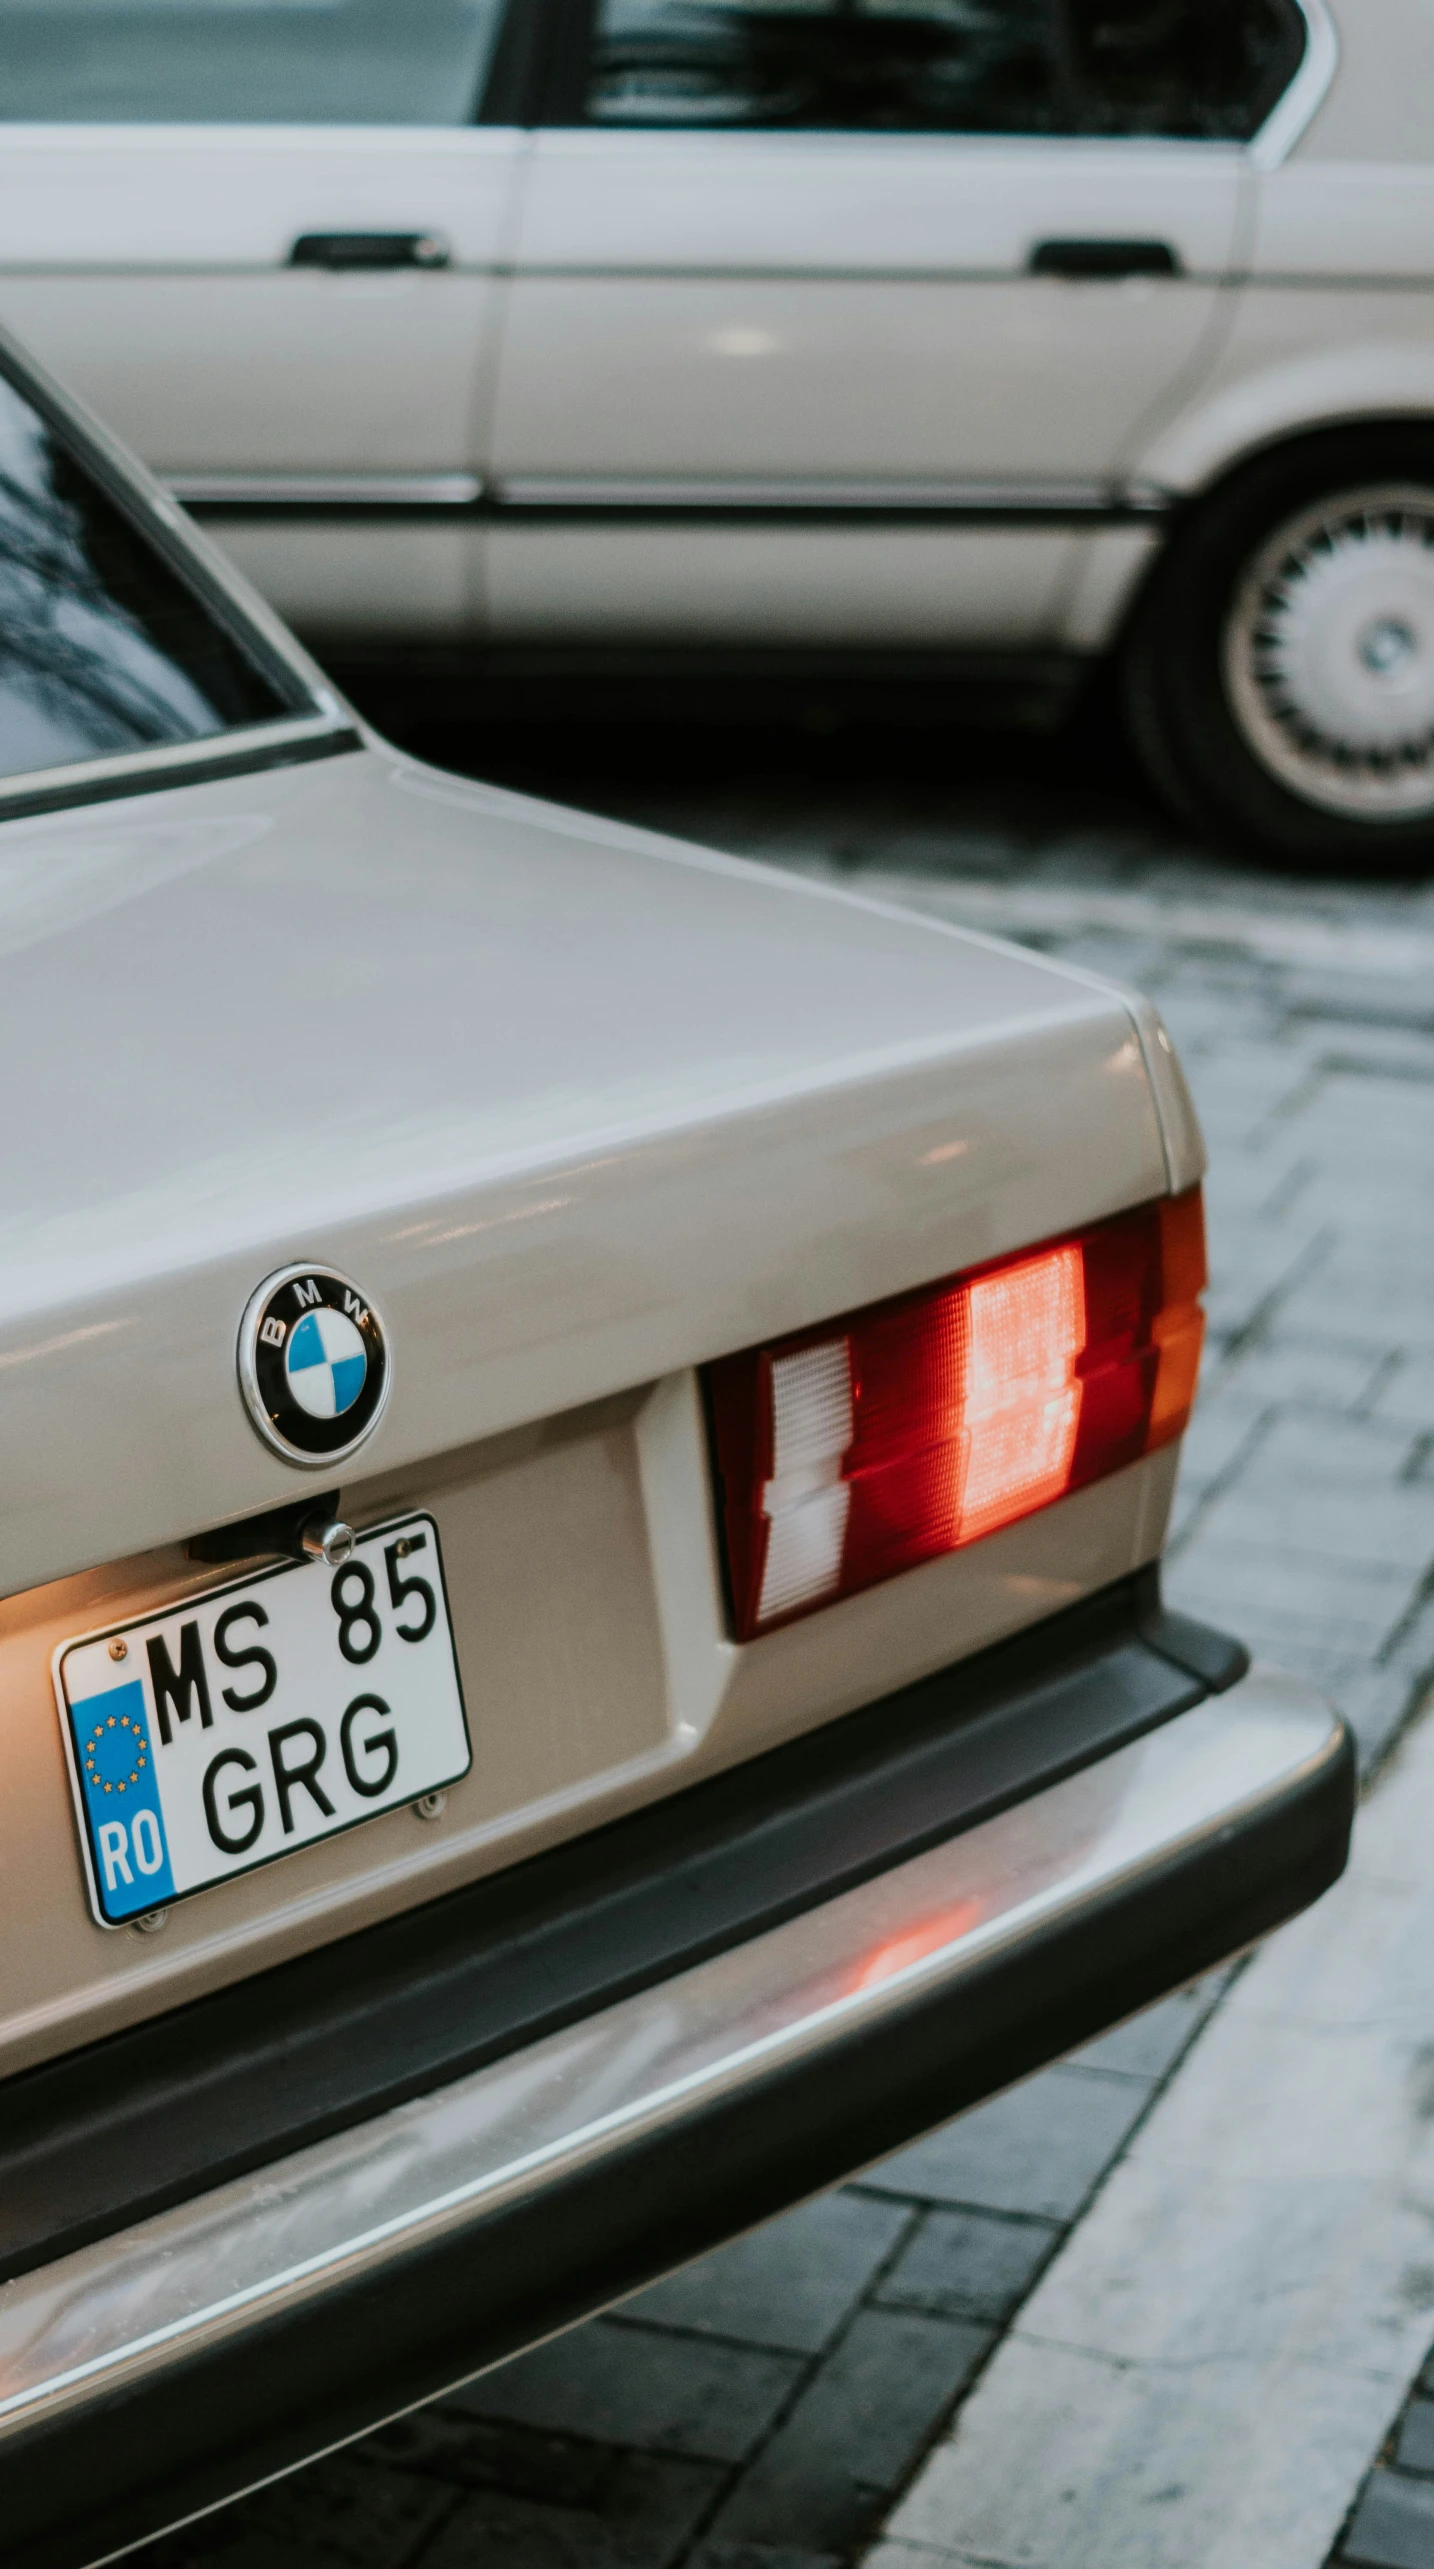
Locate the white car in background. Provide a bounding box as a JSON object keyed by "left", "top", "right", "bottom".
{"left": 0, "top": 336, "right": 1351, "bottom": 2567}
{"left": 0, "top": 0, "right": 1430, "bottom": 870}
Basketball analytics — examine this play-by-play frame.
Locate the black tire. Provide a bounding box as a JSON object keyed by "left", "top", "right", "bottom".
{"left": 1122, "top": 425, "right": 1434, "bottom": 872}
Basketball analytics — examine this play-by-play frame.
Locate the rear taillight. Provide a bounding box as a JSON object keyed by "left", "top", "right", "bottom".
{"left": 705, "top": 1186, "right": 1205, "bottom": 1640}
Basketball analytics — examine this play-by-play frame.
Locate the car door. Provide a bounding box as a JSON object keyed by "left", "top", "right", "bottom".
{"left": 486, "top": 0, "right": 1304, "bottom": 649}
{"left": 0, "top": 0, "right": 525, "bottom": 642}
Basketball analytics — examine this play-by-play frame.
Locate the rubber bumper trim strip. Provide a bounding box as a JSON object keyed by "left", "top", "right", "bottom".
{"left": 0, "top": 1665, "right": 1352, "bottom": 2569}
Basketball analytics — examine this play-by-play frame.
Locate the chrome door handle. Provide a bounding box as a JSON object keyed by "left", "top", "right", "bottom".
{"left": 289, "top": 232, "right": 451, "bottom": 272}
{"left": 1029, "top": 238, "right": 1180, "bottom": 279}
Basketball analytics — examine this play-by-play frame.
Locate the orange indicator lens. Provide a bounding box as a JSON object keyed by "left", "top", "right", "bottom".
{"left": 705, "top": 1186, "right": 1205, "bottom": 1640}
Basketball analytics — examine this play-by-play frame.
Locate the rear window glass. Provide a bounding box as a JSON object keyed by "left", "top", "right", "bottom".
{"left": 0, "top": 370, "right": 295, "bottom": 784}
{"left": 0, "top": 0, "right": 505, "bottom": 124}
{"left": 587, "top": 0, "right": 1306, "bottom": 141}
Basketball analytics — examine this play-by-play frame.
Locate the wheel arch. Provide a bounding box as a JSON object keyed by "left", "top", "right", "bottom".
{"left": 1137, "top": 346, "right": 1434, "bottom": 504}
{"left": 1079, "top": 397, "right": 1434, "bottom": 660}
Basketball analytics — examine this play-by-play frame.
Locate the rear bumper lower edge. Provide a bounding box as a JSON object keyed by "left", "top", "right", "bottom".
{"left": 0, "top": 1661, "right": 1352, "bottom": 2568}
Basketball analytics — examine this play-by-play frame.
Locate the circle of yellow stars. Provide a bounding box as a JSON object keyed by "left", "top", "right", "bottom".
{"left": 84, "top": 1710, "right": 147, "bottom": 1796}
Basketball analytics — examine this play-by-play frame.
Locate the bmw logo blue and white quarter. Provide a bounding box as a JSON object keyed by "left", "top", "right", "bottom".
{"left": 285, "top": 1303, "right": 368, "bottom": 1420}
{"left": 238, "top": 1264, "right": 390, "bottom": 1464}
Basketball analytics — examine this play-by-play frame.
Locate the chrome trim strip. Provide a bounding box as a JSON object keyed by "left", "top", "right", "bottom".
{"left": 0, "top": 714, "right": 356, "bottom": 819}
{"left": 162, "top": 473, "right": 1174, "bottom": 522}
{"left": 168, "top": 472, "right": 484, "bottom": 509}
{"left": 1250, "top": 0, "right": 1339, "bottom": 169}
{"left": 493, "top": 474, "right": 1172, "bottom": 516}
{"left": 0, "top": 1667, "right": 1343, "bottom": 2444}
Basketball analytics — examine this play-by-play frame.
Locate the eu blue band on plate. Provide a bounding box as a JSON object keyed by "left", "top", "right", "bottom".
{"left": 67, "top": 1676, "right": 175, "bottom": 1921}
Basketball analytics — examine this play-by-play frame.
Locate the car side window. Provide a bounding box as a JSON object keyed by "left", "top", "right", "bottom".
{"left": 0, "top": 371, "right": 295, "bottom": 784}
{"left": 1066, "top": 0, "right": 1307, "bottom": 139}
{"left": 584, "top": 0, "right": 1307, "bottom": 141}
{"left": 0, "top": 0, "right": 507, "bottom": 124}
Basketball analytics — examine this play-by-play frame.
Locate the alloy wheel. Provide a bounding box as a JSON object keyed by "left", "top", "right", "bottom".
{"left": 1223, "top": 483, "right": 1434, "bottom": 820}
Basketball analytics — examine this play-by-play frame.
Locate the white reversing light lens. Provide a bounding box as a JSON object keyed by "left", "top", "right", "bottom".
{"left": 757, "top": 1339, "right": 853, "bottom": 1622}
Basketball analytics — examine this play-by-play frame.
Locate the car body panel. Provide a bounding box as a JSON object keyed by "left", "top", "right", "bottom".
{"left": 0, "top": 744, "right": 1173, "bottom": 1599}
{"left": 0, "top": 715, "right": 1194, "bottom": 2078}
{"left": 482, "top": 520, "right": 1087, "bottom": 649}
{"left": 1288, "top": 0, "right": 1429, "bottom": 163}
{"left": 1136, "top": 303, "right": 1434, "bottom": 499}
{"left": 494, "top": 133, "right": 1242, "bottom": 476}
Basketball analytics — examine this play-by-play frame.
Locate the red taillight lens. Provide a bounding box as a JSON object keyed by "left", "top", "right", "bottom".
{"left": 705, "top": 1186, "right": 1205, "bottom": 1641}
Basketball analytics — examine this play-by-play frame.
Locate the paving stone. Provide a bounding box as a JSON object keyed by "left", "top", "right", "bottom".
{"left": 707, "top": 2310, "right": 993, "bottom": 2553}
{"left": 130, "top": 2457, "right": 455, "bottom": 2568}
{"left": 687, "top": 2547, "right": 842, "bottom": 2569}
{"left": 1324, "top": 1666, "right": 1431, "bottom": 1775}
{"left": 1284, "top": 979, "right": 1434, "bottom": 1035}
{"left": 1289, "top": 1063, "right": 1434, "bottom": 1135}
{"left": 1306, "top": 1026, "right": 1434, "bottom": 1079}
{"left": 1377, "top": 1358, "right": 1434, "bottom": 1437}
{"left": 1395, "top": 2400, "right": 1434, "bottom": 2476}
{"left": 1284, "top": 1271, "right": 1434, "bottom": 1359}
{"left": 621, "top": 2192, "right": 910, "bottom": 2354}
{"left": 1186, "top": 1074, "right": 1310, "bottom": 1133}
{"left": 857, "top": 2063, "right": 1147, "bottom": 2222}
{"left": 1214, "top": 1417, "right": 1434, "bottom": 1575}
{"left": 1170, "top": 1379, "right": 1272, "bottom": 1505}
{"left": 359, "top": 2410, "right": 613, "bottom": 2506}
{"left": 1343, "top": 2469, "right": 1434, "bottom": 2568}
{"left": 1294, "top": 1163, "right": 1434, "bottom": 1237}
{"left": 860, "top": 2542, "right": 964, "bottom": 2569}
{"left": 1165, "top": 1536, "right": 1414, "bottom": 1665}
{"left": 1202, "top": 1223, "right": 1331, "bottom": 1344}
{"left": 1167, "top": 1039, "right": 1310, "bottom": 1128}
{"left": 449, "top": 2318, "right": 803, "bottom": 2465}
{"left": 1203, "top": 1153, "right": 1316, "bottom": 1229}
{"left": 1215, "top": 1335, "right": 1393, "bottom": 1418}
{"left": 418, "top": 2451, "right": 720, "bottom": 2569}
{"left": 1068, "top": 1979, "right": 1226, "bottom": 2082}
{"left": 872, "top": 2208, "right": 1057, "bottom": 2324}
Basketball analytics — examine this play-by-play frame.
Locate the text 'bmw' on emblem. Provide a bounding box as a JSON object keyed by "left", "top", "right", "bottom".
{"left": 238, "top": 1264, "right": 390, "bottom": 1465}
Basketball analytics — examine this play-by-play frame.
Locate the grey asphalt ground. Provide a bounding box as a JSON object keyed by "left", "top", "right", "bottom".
{"left": 132, "top": 701, "right": 1434, "bottom": 2569}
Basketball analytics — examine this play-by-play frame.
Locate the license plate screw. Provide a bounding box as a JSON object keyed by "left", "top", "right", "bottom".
{"left": 109, "top": 1639, "right": 128, "bottom": 1661}
{"left": 414, "top": 1791, "right": 446, "bottom": 1822}
{"left": 132, "top": 1909, "right": 167, "bottom": 1935}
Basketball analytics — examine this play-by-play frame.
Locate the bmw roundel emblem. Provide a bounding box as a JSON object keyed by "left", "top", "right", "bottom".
{"left": 237, "top": 1264, "right": 390, "bottom": 1465}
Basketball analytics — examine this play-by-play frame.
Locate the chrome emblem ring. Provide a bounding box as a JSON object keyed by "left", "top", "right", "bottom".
{"left": 237, "top": 1263, "right": 390, "bottom": 1465}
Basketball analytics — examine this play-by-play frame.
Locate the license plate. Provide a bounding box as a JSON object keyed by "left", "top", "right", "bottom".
{"left": 55, "top": 1512, "right": 470, "bottom": 1927}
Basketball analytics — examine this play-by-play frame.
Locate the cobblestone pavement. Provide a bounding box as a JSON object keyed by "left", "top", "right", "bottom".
{"left": 133, "top": 706, "right": 1434, "bottom": 2569}
{"left": 1339, "top": 2353, "right": 1434, "bottom": 2569}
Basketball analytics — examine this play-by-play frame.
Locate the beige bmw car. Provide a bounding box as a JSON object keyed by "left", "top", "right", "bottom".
{"left": 0, "top": 0, "right": 1430, "bottom": 867}
{"left": 0, "top": 334, "right": 1352, "bottom": 2567}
